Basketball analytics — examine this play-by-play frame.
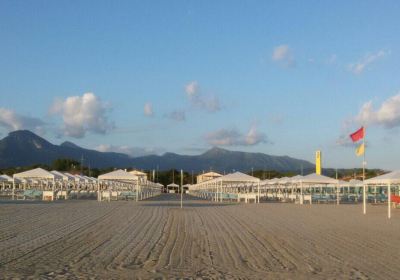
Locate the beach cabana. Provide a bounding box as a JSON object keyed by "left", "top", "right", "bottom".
{"left": 0, "top": 175, "right": 13, "bottom": 198}
{"left": 98, "top": 169, "right": 139, "bottom": 201}
{"left": 365, "top": 170, "right": 400, "bottom": 218}
{"left": 191, "top": 172, "right": 260, "bottom": 203}
{"left": 167, "top": 183, "right": 179, "bottom": 193}
{"left": 13, "top": 168, "right": 62, "bottom": 200}
{"left": 295, "top": 173, "right": 339, "bottom": 204}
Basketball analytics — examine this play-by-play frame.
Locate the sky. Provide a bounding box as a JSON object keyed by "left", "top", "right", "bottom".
{"left": 1, "top": 1, "right": 400, "bottom": 170}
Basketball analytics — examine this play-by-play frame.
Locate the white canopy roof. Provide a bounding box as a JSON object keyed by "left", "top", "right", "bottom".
{"left": 217, "top": 172, "right": 260, "bottom": 183}
{"left": 13, "top": 168, "right": 61, "bottom": 180}
{"left": 365, "top": 170, "right": 400, "bottom": 185}
{"left": 266, "top": 178, "right": 280, "bottom": 185}
{"left": 51, "top": 170, "right": 73, "bottom": 181}
{"left": 98, "top": 169, "right": 139, "bottom": 181}
{"left": 129, "top": 170, "right": 147, "bottom": 176}
{"left": 288, "top": 175, "right": 304, "bottom": 184}
{"left": 339, "top": 179, "right": 363, "bottom": 187}
{"left": 0, "top": 174, "right": 13, "bottom": 182}
{"left": 199, "top": 171, "right": 222, "bottom": 177}
{"left": 298, "top": 173, "right": 339, "bottom": 185}
{"left": 277, "top": 177, "right": 290, "bottom": 184}
{"left": 167, "top": 183, "right": 179, "bottom": 187}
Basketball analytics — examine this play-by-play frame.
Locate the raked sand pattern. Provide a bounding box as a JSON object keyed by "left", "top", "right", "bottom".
{"left": 1, "top": 194, "right": 400, "bottom": 279}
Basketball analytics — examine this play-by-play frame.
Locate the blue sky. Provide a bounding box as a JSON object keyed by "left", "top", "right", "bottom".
{"left": 1, "top": 1, "right": 400, "bottom": 170}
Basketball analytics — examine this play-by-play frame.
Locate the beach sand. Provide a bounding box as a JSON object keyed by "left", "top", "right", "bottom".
{"left": 0, "top": 194, "right": 399, "bottom": 279}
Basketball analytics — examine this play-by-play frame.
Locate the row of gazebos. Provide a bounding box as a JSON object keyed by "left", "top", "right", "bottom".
{"left": 189, "top": 171, "right": 400, "bottom": 218}
{"left": 0, "top": 168, "right": 163, "bottom": 201}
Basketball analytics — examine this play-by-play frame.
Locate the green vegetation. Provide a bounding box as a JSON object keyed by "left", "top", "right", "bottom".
{"left": 0, "top": 158, "right": 387, "bottom": 184}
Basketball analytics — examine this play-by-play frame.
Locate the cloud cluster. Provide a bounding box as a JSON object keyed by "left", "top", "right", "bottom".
{"left": 144, "top": 102, "right": 153, "bottom": 117}
{"left": 356, "top": 93, "right": 400, "bottom": 128}
{"left": 205, "top": 125, "right": 269, "bottom": 146}
{"left": 348, "top": 50, "right": 389, "bottom": 74}
{"left": 164, "top": 110, "right": 186, "bottom": 122}
{"left": 95, "top": 144, "right": 164, "bottom": 157}
{"left": 272, "top": 44, "right": 295, "bottom": 67}
{"left": 184, "top": 81, "right": 221, "bottom": 113}
{"left": 0, "top": 108, "right": 45, "bottom": 133}
{"left": 50, "top": 92, "right": 114, "bottom": 138}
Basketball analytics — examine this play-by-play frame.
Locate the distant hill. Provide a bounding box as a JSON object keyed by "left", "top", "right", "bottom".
{"left": 0, "top": 130, "right": 314, "bottom": 172}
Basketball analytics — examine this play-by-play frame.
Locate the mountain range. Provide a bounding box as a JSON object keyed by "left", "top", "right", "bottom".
{"left": 0, "top": 130, "right": 314, "bottom": 172}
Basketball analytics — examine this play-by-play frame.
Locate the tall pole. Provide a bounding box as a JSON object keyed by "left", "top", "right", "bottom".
{"left": 363, "top": 126, "right": 366, "bottom": 215}
{"left": 180, "top": 169, "right": 183, "bottom": 209}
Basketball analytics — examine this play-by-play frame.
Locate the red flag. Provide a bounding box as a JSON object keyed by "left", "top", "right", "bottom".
{"left": 350, "top": 127, "right": 364, "bottom": 142}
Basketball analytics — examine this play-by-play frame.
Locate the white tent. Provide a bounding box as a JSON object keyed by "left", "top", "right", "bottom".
{"left": 51, "top": 170, "right": 74, "bottom": 181}
{"left": 365, "top": 170, "right": 400, "bottom": 185}
{"left": 63, "top": 172, "right": 84, "bottom": 183}
{"left": 288, "top": 175, "right": 304, "bottom": 184}
{"left": 298, "top": 173, "right": 339, "bottom": 185}
{"left": 98, "top": 169, "right": 139, "bottom": 181}
{"left": 12, "top": 168, "right": 62, "bottom": 200}
{"left": 365, "top": 170, "right": 400, "bottom": 219}
{"left": 0, "top": 174, "right": 13, "bottom": 182}
{"left": 217, "top": 172, "right": 260, "bottom": 183}
{"left": 98, "top": 170, "right": 140, "bottom": 201}
{"left": 14, "top": 168, "right": 61, "bottom": 180}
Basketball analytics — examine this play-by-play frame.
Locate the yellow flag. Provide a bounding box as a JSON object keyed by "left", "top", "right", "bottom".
{"left": 356, "top": 143, "right": 365, "bottom": 157}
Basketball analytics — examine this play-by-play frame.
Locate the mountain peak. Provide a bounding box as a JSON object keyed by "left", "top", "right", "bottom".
{"left": 60, "top": 141, "right": 81, "bottom": 149}
{"left": 203, "top": 147, "right": 230, "bottom": 156}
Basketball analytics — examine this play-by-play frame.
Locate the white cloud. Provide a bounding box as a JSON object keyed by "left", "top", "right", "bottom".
{"left": 0, "top": 108, "right": 45, "bottom": 133}
{"left": 184, "top": 81, "right": 221, "bottom": 113}
{"left": 205, "top": 125, "right": 269, "bottom": 146}
{"left": 348, "top": 50, "right": 389, "bottom": 75}
{"left": 95, "top": 144, "right": 164, "bottom": 157}
{"left": 144, "top": 102, "right": 153, "bottom": 117}
{"left": 184, "top": 81, "right": 199, "bottom": 98}
{"left": 50, "top": 92, "right": 114, "bottom": 138}
{"left": 356, "top": 93, "right": 400, "bottom": 128}
{"left": 272, "top": 44, "right": 295, "bottom": 67}
{"left": 164, "top": 110, "right": 186, "bottom": 122}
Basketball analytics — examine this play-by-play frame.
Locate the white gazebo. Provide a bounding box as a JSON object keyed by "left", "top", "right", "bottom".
{"left": 365, "top": 170, "right": 400, "bottom": 219}
{"left": 98, "top": 169, "right": 139, "bottom": 201}
{"left": 97, "top": 169, "right": 161, "bottom": 202}
{"left": 167, "top": 183, "right": 179, "bottom": 193}
{"left": 191, "top": 172, "right": 261, "bottom": 203}
{"left": 13, "top": 168, "right": 62, "bottom": 200}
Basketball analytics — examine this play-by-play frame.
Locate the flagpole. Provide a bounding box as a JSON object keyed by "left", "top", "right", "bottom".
{"left": 363, "top": 126, "right": 366, "bottom": 215}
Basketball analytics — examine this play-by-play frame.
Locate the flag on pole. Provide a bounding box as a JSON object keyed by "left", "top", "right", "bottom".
{"left": 356, "top": 143, "right": 365, "bottom": 157}
{"left": 350, "top": 127, "right": 365, "bottom": 142}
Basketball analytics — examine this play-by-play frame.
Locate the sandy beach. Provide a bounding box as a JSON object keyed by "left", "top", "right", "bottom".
{"left": 0, "top": 194, "right": 399, "bottom": 279}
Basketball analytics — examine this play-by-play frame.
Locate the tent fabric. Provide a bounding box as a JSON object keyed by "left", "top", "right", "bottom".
{"left": 288, "top": 175, "right": 304, "bottom": 184}
{"left": 297, "top": 173, "right": 339, "bottom": 185}
{"left": 217, "top": 172, "right": 260, "bottom": 183}
{"left": 98, "top": 169, "right": 139, "bottom": 181}
{"left": 51, "top": 170, "right": 73, "bottom": 181}
{"left": 339, "top": 179, "right": 363, "bottom": 187}
{"left": 13, "top": 168, "right": 60, "bottom": 180}
{"left": 0, "top": 175, "right": 13, "bottom": 182}
{"left": 64, "top": 172, "right": 84, "bottom": 182}
{"left": 167, "top": 183, "right": 179, "bottom": 187}
{"left": 365, "top": 170, "right": 400, "bottom": 185}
